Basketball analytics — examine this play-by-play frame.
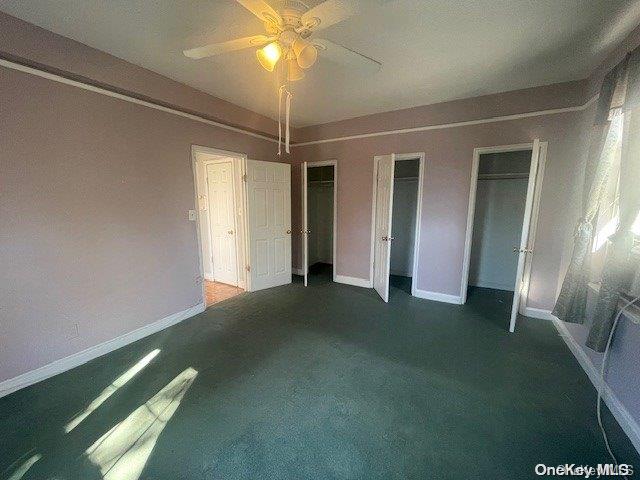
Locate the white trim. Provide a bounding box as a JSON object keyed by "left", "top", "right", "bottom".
{"left": 519, "top": 142, "right": 548, "bottom": 315}
{"left": 302, "top": 161, "right": 308, "bottom": 286}
{"left": 305, "top": 160, "right": 338, "bottom": 282}
{"left": 551, "top": 316, "right": 640, "bottom": 454}
{"left": 0, "top": 58, "right": 278, "bottom": 144}
{"left": 460, "top": 143, "right": 547, "bottom": 313}
{"left": 0, "top": 302, "right": 205, "bottom": 398}
{"left": 369, "top": 153, "right": 426, "bottom": 298}
{"left": 291, "top": 96, "right": 599, "bottom": 147}
{"left": 521, "top": 307, "right": 556, "bottom": 321}
{"left": 412, "top": 288, "right": 463, "bottom": 304}
{"left": 0, "top": 58, "right": 598, "bottom": 149}
{"left": 191, "top": 146, "right": 249, "bottom": 298}
{"left": 335, "top": 275, "right": 372, "bottom": 288}
{"left": 369, "top": 157, "right": 380, "bottom": 285}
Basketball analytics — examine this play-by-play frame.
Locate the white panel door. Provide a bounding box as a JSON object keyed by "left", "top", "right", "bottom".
{"left": 509, "top": 139, "right": 541, "bottom": 332}
{"left": 206, "top": 161, "right": 238, "bottom": 286}
{"left": 247, "top": 160, "right": 292, "bottom": 291}
{"left": 373, "top": 154, "right": 395, "bottom": 302}
{"left": 302, "top": 162, "right": 309, "bottom": 286}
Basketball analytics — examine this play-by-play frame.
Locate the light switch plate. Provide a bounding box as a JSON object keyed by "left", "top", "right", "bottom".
{"left": 188, "top": 210, "right": 197, "bottom": 221}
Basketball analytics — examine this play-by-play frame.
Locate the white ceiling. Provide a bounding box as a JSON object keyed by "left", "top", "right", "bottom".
{"left": 2, "top": 0, "right": 640, "bottom": 126}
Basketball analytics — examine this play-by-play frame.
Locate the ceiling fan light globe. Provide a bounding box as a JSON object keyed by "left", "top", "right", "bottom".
{"left": 287, "top": 58, "right": 305, "bottom": 81}
{"left": 292, "top": 38, "right": 317, "bottom": 69}
{"left": 256, "top": 41, "right": 281, "bottom": 71}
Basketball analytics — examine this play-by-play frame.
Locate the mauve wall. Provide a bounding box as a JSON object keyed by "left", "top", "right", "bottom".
{"left": 290, "top": 92, "right": 592, "bottom": 310}
{"left": 0, "top": 12, "right": 278, "bottom": 138}
{"left": 293, "top": 80, "right": 589, "bottom": 144}
{"left": 0, "top": 17, "right": 282, "bottom": 383}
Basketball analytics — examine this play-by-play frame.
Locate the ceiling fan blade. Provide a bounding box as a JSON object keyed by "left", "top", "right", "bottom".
{"left": 301, "top": 0, "right": 363, "bottom": 31}
{"left": 236, "top": 0, "right": 282, "bottom": 24}
{"left": 183, "top": 35, "right": 273, "bottom": 59}
{"left": 314, "top": 39, "right": 381, "bottom": 74}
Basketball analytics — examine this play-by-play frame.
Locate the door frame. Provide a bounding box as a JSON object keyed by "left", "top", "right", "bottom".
{"left": 191, "top": 145, "right": 250, "bottom": 301}
{"left": 369, "top": 152, "right": 426, "bottom": 296}
{"left": 459, "top": 142, "right": 548, "bottom": 311}
{"left": 303, "top": 159, "right": 338, "bottom": 282}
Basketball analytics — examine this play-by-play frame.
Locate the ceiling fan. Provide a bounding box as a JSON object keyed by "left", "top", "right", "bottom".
{"left": 183, "top": 0, "right": 382, "bottom": 81}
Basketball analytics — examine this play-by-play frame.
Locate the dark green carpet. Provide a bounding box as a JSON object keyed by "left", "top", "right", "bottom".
{"left": 1, "top": 272, "right": 638, "bottom": 479}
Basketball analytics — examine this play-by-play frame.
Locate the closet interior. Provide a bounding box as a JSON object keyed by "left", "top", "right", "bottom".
{"left": 307, "top": 165, "right": 334, "bottom": 280}
{"left": 467, "top": 150, "right": 532, "bottom": 303}
{"left": 390, "top": 158, "right": 420, "bottom": 293}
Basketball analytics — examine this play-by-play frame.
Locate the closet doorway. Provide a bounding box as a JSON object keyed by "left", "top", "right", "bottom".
{"left": 389, "top": 158, "right": 421, "bottom": 295}
{"left": 301, "top": 160, "right": 337, "bottom": 286}
{"left": 371, "top": 153, "right": 425, "bottom": 302}
{"left": 460, "top": 141, "right": 547, "bottom": 332}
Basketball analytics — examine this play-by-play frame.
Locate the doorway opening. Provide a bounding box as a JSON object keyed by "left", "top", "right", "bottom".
{"left": 460, "top": 141, "right": 547, "bottom": 332}
{"left": 192, "top": 146, "right": 247, "bottom": 307}
{"left": 302, "top": 161, "right": 337, "bottom": 285}
{"left": 389, "top": 158, "right": 420, "bottom": 296}
{"left": 192, "top": 147, "right": 293, "bottom": 304}
{"left": 371, "top": 153, "right": 425, "bottom": 302}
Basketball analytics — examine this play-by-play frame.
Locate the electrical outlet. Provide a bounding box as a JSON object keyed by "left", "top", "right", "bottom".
{"left": 188, "top": 210, "right": 197, "bottom": 221}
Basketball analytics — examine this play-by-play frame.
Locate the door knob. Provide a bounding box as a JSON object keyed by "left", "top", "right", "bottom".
{"left": 382, "top": 236, "right": 395, "bottom": 242}
{"left": 306, "top": 229, "right": 311, "bottom": 234}
{"left": 286, "top": 229, "right": 291, "bottom": 235}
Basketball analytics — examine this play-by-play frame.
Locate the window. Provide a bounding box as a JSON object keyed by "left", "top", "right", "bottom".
{"left": 590, "top": 110, "right": 640, "bottom": 285}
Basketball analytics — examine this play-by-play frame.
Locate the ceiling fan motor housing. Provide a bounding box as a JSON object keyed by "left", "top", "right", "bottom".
{"left": 281, "top": 1, "right": 308, "bottom": 23}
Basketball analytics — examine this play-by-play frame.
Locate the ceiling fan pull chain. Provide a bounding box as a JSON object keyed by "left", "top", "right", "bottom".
{"left": 277, "top": 84, "right": 285, "bottom": 156}
{"left": 285, "top": 89, "right": 291, "bottom": 153}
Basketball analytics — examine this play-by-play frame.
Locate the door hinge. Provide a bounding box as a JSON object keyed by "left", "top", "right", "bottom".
{"left": 243, "top": 173, "right": 247, "bottom": 182}
{"left": 246, "top": 265, "right": 251, "bottom": 272}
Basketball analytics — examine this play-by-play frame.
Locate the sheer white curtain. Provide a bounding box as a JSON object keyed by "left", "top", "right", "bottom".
{"left": 554, "top": 47, "right": 640, "bottom": 351}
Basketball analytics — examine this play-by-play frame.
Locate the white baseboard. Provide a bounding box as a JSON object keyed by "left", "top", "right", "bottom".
{"left": 292, "top": 267, "right": 305, "bottom": 276}
{"left": 204, "top": 273, "right": 214, "bottom": 281}
{"left": 551, "top": 316, "right": 640, "bottom": 454}
{"left": 412, "top": 288, "right": 463, "bottom": 304}
{"left": 335, "top": 275, "right": 372, "bottom": 288}
{"left": 0, "top": 302, "right": 205, "bottom": 399}
{"left": 521, "top": 307, "right": 555, "bottom": 320}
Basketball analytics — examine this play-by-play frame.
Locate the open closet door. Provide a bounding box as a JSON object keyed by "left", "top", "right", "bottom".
{"left": 246, "top": 160, "right": 292, "bottom": 292}
{"left": 302, "top": 162, "right": 309, "bottom": 286}
{"left": 509, "top": 139, "right": 541, "bottom": 332}
{"left": 373, "top": 154, "right": 395, "bottom": 302}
